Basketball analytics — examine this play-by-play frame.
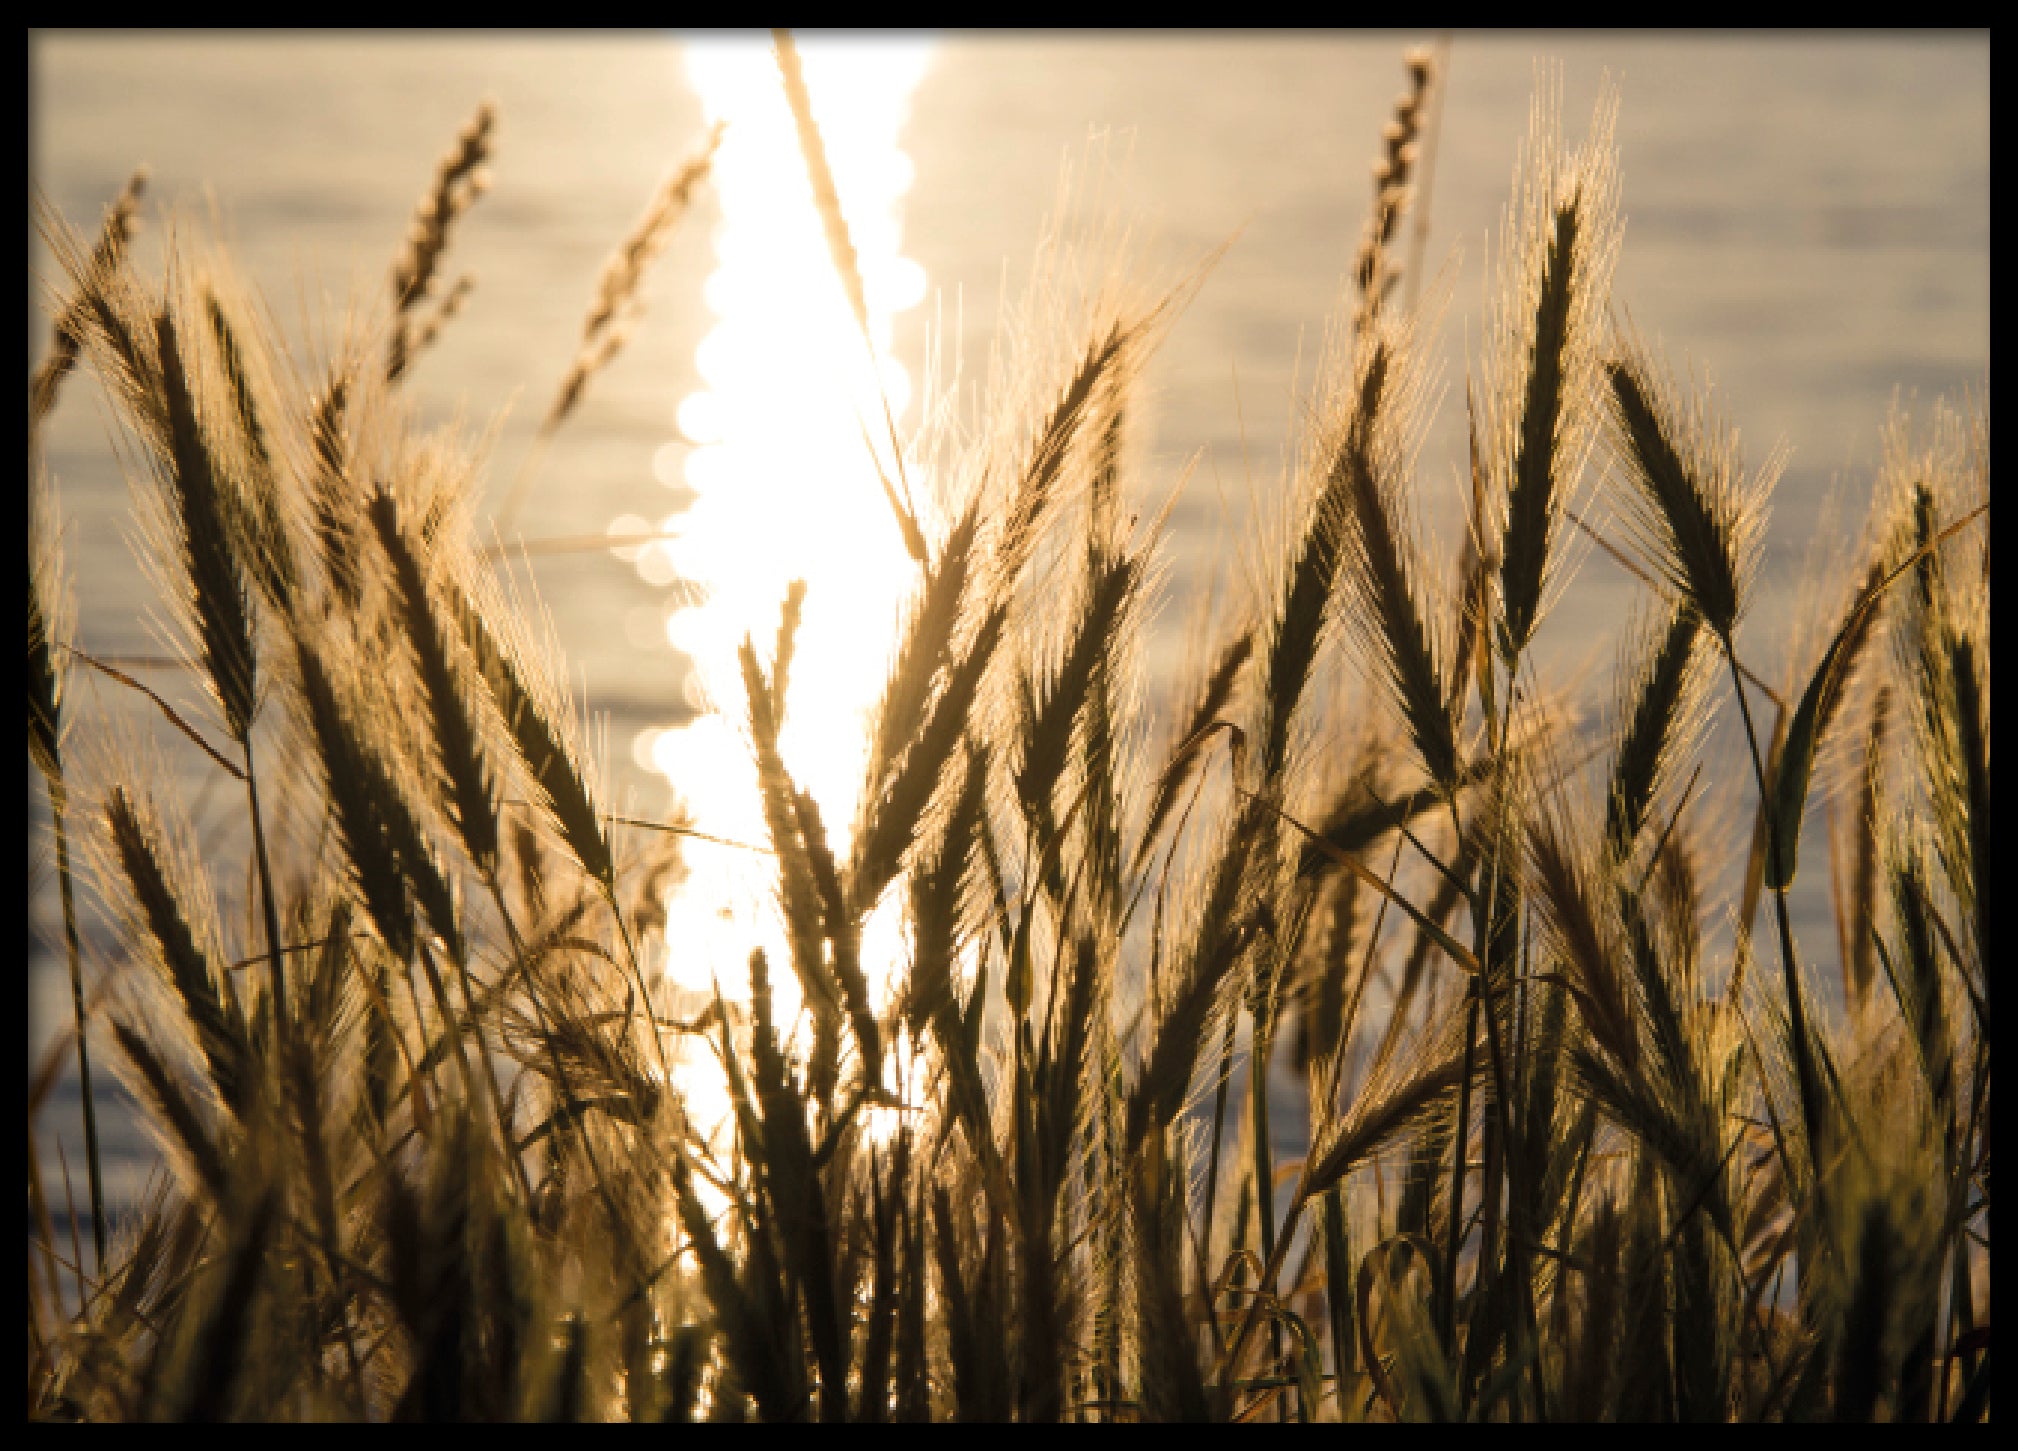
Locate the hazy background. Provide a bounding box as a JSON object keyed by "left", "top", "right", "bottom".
{"left": 29, "top": 31, "right": 1989, "bottom": 1206}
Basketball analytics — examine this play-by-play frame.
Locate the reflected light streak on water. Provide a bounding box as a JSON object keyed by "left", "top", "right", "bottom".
{"left": 635, "top": 35, "right": 933, "bottom": 1140}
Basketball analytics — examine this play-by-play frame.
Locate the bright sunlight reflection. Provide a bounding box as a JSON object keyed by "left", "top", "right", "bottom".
{"left": 632, "top": 35, "right": 933, "bottom": 1143}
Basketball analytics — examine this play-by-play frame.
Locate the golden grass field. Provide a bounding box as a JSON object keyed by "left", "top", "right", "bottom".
{"left": 28, "top": 37, "right": 1987, "bottom": 1421}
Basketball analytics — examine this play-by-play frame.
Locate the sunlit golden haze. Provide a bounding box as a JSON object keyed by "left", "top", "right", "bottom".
{"left": 625, "top": 36, "right": 934, "bottom": 1137}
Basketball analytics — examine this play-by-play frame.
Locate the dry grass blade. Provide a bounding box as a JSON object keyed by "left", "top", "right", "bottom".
{"left": 1886, "top": 459, "right": 1988, "bottom": 975}
{"left": 29, "top": 470, "right": 111, "bottom": 1283}
{"left": 772, "top": 29, "right": 924, "bottom": 562}
{"left": 1033, "top": 928, "right": 1100, "bottom": 1186}
{"left": 1765, "top": 560, "right": 1886, "bottom": 892}
{"left": 58, "top": 646, "right": 246, "bottom": 781}
{"left": 1126, "top": 798, "right": 1256, "bottom": 1149}
{"left": 1294, "top": 752, "right": 1498, "bottom": 882}
{"left": 1879, "top": 834, "right": 1957, "bottom": 1123}
{"left": 1946, "top": 626, "right": 1989, "bottom": 975}
{"left": 772, "top": 31, "right": 868, "bottom": 337}
{"left": 769, "top": 578, "right": 807, "bottom": 729}
{"left": 1450, "top": 394, "right": 1492, "bottom": 721}
{"left": 1570, "top": 1041, "right": 1732, "bottom": 1246}
{"left": 1843, "top": 687, "right": 1889, "bottom": 1003}
{"left": 793, "top": 788, "right": 882, "bottom": 1091}
{"left": 1248, "top": 786, "right": 1478, "bottom": 975}
{"left": 855, "top": 1139, "right": 905, "bottom": 1421}
{"left": 670, "top": 1131, "right": 799, "bottom": 1422}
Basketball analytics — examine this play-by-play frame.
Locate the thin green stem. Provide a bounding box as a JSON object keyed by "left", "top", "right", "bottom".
{"left": 1475, "top": 686, "right": 1544, "bottom": 1415}
{"left": 242, "top": 736, "right": 291, "bottom": 1043}
{"left": 444, "top": 931, "right": 537, "bottom": 1208}
{"left": 1247, "top": 982, "right": 1285, "bottom": 1416}
{"left": 251, "top": 729, "right": 359, "bottom": 1397}
{"left": 48, "top": 792, "right": 108, "bottom": 1278}
{"left": 604, "top": 882, "right": 673, "bottom": 1081}
{"left": 483, "top": 872, "right": 629, "bottom": 1233}
{"left": 1214, "top": 1169, "right": 1311, "bottom": 1396}
{"left": 1721, "top": 644, "right": 1827, "bottom": 1181}
{"left": 1443, "top": 679, "right": 1508, "bottom": 1370}
{"left": 1442, "top": 986, "right": 1480, "bottom": 1361}
{"left": 245, "top": 731, "right": 392, "bottom": 1406}
{"left": 1475, "top": 970, "right": 1547, "bottom": 1419}
{"left": 294, "top": 1142, "right": 367, "bottom": 1414}
{"left": 1250, "top": 1000, "right": 1278, "bottom": 1270}
{"left": 1202, "top": 1006, "right": 1240, "bottom": 1266}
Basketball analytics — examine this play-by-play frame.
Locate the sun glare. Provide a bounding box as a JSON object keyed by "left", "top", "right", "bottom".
{"left": 636, "top": 35, "right": 934, "bottom": 1141}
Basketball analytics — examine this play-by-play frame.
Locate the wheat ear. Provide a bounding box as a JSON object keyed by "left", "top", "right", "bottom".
{"left": 1332, "top": 330, "right": 1460, "bottom": 797}
{"left": 1605, "top": 598, "right": 1706, "bottom": 853}
{"left": 104, "top": 784, "right": 249, "bottom": 1115}
{"left": 542, "top": 122, "right": 723, "bottom": 437}
{"left": 1602, "top": 335, "right": 1772, "bottom": 647}
{"left": 29, "top": 165, "right": 146, "bottom": 430}
{"left": 155, "top": 309, "right": 259, "bottom": 743}
{"left": 1488, "top": 75, "right": 1621, "bottom": 662}
{"left": 368, "top": 487, "right": 501, "bottom": 875}
{"left": 1352, "top": 51, "right": 1436, "bottom": 334}
{"left": 386, "top": 100, "right": 494, "bottom": 380}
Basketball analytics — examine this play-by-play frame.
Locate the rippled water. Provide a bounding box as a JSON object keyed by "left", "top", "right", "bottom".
{"left": 28, "top": 31, "right": 1989, "bottom": 1204}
